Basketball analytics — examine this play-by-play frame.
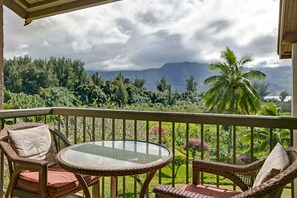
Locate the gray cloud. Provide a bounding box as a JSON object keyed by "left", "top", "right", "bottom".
{"left": 116, "top": 18, "right": 138, "bottom": 35}
{"left": 4, "top": 0, "right": 288, "bottom": 71}
{"left": 206, "top": 20, "right": 233, "bottom": 34}
{"left": 129, "top": 31, "right": 196, "bottom": 68}
{"left": 136, "top": 11, "right": 159, "bottom": 25}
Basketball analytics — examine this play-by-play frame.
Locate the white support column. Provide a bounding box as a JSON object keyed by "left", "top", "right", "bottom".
{"left": 0, "top": 0, "right": 3, "bottom": 110}
{"left": 293, "top": 43, "right": 297, "bottom": 119}
{"left": 292, "top": 43, "right": 297, "bottom": 198}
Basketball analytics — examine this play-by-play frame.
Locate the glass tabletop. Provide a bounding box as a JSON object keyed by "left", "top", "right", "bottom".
{"left": 58, "top": 140, "right": 171, "bottom": 173}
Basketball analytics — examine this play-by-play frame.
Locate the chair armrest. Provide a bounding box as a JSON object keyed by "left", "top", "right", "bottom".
{"left": 231, "top": 161, "right": 297, "bottom": 198}
{"left": 193, "top": 159, "right": 265, "bottom": 191}
{"left": 153, "top": 185, "right": 214, "bottom": 198}
{"left": 0, "top": 141, "right": 47, "bottom": 168}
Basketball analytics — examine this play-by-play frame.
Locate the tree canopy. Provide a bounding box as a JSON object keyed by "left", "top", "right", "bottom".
{"left": 203, "top": 47, "right": 266, "bottom": 114}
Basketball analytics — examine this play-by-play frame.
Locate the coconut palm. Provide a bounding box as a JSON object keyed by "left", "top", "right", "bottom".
{"left": 204, "top": 47, "right": 266, "bottom": 115}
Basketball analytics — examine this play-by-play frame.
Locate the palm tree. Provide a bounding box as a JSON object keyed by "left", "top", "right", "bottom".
{"left": 203, "top": 47, "right": 266, "bottom": 115}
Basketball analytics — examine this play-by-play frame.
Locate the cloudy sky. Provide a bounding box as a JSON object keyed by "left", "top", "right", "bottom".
{"left": 4, "top": 0, "right": 291, "bottom": 71}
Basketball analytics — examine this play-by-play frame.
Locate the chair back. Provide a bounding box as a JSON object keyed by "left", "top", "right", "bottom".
{"left": 0, "top": 122, "right": 72, "bottom": 175}
{"left": 235, "top": 146, "right": 297, "bottom": 197}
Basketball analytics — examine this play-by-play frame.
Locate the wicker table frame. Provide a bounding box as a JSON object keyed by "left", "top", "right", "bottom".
{"left": 56, "top": 140, "right": 173, "bottom": 198}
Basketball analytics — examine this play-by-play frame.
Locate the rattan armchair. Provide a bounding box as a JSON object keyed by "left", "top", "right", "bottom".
{"left": 0, "top": 122, "right": 100, "bottom": 198}
{"left": 154, "top": 146, "right": 297, "bottom": 198}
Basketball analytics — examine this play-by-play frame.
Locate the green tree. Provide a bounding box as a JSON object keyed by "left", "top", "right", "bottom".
{"left": 6, "top": 91, "right": 45, "bottom": 109}
{"left": 39, "top": 87, "right": 79, "bottom": 107}
{"left": 47, "top": 57, "right": 90, "bottom": 90}
{"left": 253, "top": 82, "right": 270, "bottom": 101}
{"left": 279, "top": 90, "right": 289, "bottom": 102}
{"left": 133, "top": 77, "right": 145, "bottom": 89}
{"left": 156, "top": 75, "right": 170, "bottom": 92}
{"left": 113, "top": 74, "right": 128, "bottom": 107}
{"left": 4, "top": 56, "right": 58, "bottom": 95}
{"left": 186, "top": 75, "right": 198, "bottom": 92}
{"left": 75, "top": 85, "right": 107, "bottom": 106}
{"left": 204, "top": 47, "right": 266, "bottom": 158}
{"left": 90, "top": 72, "right": 104, "bottom": 87}
{"left": 203, "top": 47, "right": 266, "bottom": 115}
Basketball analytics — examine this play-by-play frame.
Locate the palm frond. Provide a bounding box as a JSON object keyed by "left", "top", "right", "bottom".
{"left": 204, "top": 75, "right": 225, "bottom": 85}
{"left": 221, "top": 47, "right": 237, "bottom": 67}
{"left": 242, "top": 70, "right": 266, "bottom": 80}
{"left": 239, "top": 56, "right": 253, "bottom": 66}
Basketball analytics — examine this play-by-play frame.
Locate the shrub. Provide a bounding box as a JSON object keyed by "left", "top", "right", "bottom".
{"left": 182, "top": 138, "right": 211, "bottom": 159}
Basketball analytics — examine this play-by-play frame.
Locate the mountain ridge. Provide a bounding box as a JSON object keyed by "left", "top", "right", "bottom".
{"left": 88, "top": 62, "right": 291, "bottom": 95}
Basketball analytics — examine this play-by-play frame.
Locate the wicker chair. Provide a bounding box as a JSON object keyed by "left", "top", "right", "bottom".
{"left": 154, "top": 146, "right": 297, "bottom": 198}
{"left": 0, "top": 122, "right": 100, "bottom": 198}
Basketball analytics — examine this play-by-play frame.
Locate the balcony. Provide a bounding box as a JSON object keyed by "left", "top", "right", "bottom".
{"left": 1, "top": 107, "right": 297, "bottom": 197}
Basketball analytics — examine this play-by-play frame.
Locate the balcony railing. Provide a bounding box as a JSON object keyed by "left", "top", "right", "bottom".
{"left": 1, "top": 107, "right": 297, "bottom": 197}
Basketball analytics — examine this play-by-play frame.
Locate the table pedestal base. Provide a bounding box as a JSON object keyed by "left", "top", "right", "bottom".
{"left": 78, "top": 171, "right": 157, "bottom": 198}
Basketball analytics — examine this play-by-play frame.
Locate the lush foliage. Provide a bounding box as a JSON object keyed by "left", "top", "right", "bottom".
{"left": 4, "top": 56, "right": 204, "bottom": 110}
{"left": 203, "top": 47, "right": 266, "bottom": 115}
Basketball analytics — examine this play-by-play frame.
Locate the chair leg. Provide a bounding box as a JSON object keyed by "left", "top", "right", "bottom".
{"left": 5, "top": 167, "right": 22, "bottom": 198}
{"left": 92, "top": 180, "right": 100, "bottom": 198}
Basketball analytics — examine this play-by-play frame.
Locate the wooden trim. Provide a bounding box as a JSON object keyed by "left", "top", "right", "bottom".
{"left": 3, "top": 0, "right": 27, "bottom": 19}
{"left": 278, "top": 0, "right": 297, "bottom": 58}
{"left": 28, "top": 0, "right": 64, "bottom": 9}
{"left": 1, "top": 107, "right": 297, "bottom": 130}
{"left": 283, "top": 31, "right": 297, "bottom": 44}
{"left": 0, "top": 108, "right": 52, "bottom": 118}
{"left": 17, "top": 0, "right": 30, "bottom": 9}
{"left": 51, "top": 107, "right": 297, "bottom": 129}
{"left": 26, "top": 0, "right": 121, "bottom": 21}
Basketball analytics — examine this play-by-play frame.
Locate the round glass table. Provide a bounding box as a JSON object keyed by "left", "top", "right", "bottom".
{"left": 56, "top": 140, "right": 172, "bottom": 198}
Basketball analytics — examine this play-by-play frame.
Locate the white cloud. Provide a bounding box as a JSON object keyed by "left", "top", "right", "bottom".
{"left": 4, "top": 0, "right": 289, "bottom": 71}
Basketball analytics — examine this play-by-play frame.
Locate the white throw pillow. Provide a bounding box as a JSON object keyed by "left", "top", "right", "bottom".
{"left": 253, "top": 143, "right": 289, "bottom": 188}
{"left": 8, "top": 125, "right": 55, "bottom": 166}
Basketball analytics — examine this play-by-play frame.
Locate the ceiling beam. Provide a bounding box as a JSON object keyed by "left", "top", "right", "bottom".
{"left": 29, "top": 0, "right": 61, "bottom": 8}
{"left": 3, "top": 0, "right": 27, "bottom": 18}
{"left": 283, "top": 31, "right": 297, "bottom": 44}
{"left": 26, "top": 0, "right": 121, "bottom": 22}
{"left": 278, "top": 0, "right": 286, "bottom": 57}
{"left": 27, "top": 0, "right": 70, "bottom": 11}
{"left": 16, "top": 0, "right": 29, "bottom": 9}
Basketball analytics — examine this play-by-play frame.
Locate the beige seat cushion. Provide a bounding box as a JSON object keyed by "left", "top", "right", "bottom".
{"left": 253, "top": 143, "right": 289, "bottom": 188}
{"left": 8, "top": 125, "right": 55, "bottom": 166}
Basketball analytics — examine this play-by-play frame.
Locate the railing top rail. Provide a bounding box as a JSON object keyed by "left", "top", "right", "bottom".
{"left": 51, "top": 107, "right": 297, "bottom": 129}
{"left": 0, "top": 108, "right": 52, "bottom": 119}
{"left": 1, "top": 107, "right": 296, "bottom": 129}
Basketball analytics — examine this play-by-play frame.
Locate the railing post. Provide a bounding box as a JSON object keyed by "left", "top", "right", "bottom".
{"left": 292, "top": 43, "right": 297, "bottom": 198}
{"left": 0, "top": 118, "right": 4, "bottom": 198}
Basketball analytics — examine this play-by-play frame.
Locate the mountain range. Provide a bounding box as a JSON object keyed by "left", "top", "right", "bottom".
{"left": 88, "top": 62, "right": 292, "bottom": 95}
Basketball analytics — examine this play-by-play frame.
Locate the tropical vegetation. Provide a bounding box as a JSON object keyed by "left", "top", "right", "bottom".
{"left": 203, "top": 47, "right": 266, "bottom": 115}
{"left": 2, "top": 50, "right": 293, "bottom": 197}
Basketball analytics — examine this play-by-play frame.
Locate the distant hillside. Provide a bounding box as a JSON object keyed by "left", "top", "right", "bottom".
{"left": 88, "top": 62, "right": 291, "bottom": 95}
{"left": 256, "top": 66, "right": 292, "bottom": 95}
